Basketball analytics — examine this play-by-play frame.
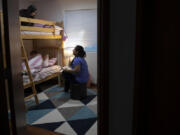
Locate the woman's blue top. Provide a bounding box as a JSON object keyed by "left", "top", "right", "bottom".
{"left": 71, "top": 57, "right": 89, "bottom": 83}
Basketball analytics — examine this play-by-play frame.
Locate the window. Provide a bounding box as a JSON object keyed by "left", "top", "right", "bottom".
{"left": 64, "top": 9, "right": 97, "bottom": 52}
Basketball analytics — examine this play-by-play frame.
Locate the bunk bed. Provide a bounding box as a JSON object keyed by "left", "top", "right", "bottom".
{"left": 19, "top": 17, "right": 65, "bottom": 104}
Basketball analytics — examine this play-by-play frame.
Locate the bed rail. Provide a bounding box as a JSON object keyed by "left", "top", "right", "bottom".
{"left": 19, "top": 17, "right": 63, "bottom": 39}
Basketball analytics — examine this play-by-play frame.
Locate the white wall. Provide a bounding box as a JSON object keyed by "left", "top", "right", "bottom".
{"left": 32, "top": 0, "right": 97, "bottom": 21}
{"left": 0, "top": 0, "right": 31, "bottom": 11}
{"left": 32, "top": 0, "right": 97, "bottom": 84}
{"left": 19, "top": 0, "right": 32, "bottom": 9}
{"left": 86, "top": 52, "right": 97, "bottom": 83}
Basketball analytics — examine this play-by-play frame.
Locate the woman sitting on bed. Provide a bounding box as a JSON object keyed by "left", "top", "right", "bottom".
{"left": 62, "top": 45, "right": 89, "bottom": 92}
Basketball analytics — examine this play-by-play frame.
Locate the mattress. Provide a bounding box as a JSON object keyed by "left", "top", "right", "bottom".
{"left": 23, "top": 65, "right": 61, "bottom": 85}
{"left": 21, "top": 26, "right": 63, "bottom": 36}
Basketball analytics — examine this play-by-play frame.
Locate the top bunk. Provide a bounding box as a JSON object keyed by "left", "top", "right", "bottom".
{"left": 20, "top": 17, "right": 64, "bottom": 40}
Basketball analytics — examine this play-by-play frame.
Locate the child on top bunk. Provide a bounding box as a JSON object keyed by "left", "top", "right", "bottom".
{"left": 19, "top": 5, "right": 49, "bottom": 28}
{"left": 19, "top": 5, "right": 37, "bottom": 26}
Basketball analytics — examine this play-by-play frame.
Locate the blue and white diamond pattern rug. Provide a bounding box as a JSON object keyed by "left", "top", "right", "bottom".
{"left": 25, "top": 85, "right": 97, "bottom": 135}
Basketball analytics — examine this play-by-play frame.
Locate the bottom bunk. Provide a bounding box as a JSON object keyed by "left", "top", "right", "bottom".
{"left": 23, "top": 65, "right": 62, "bottom": 89}
{"left": 21, "top": 46, "right": 63, "bottom": 104}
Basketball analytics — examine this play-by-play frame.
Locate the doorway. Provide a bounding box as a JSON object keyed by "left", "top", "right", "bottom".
{"left": 0, "top": 0, "right": 109, "bottom": 135}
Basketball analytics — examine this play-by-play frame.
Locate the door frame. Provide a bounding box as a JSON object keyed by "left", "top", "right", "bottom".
{"left": 2, "top": 0, "right": 27, "bottom": 134}
{"left": 0, "top": 9, "right": 11, "bottom": 135}
{"left": 97, "top": 0, "right": 109, "bottom": 134}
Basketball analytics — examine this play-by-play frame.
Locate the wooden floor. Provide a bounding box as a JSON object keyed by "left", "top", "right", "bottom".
{"left": 26, "top": 125, "right": 64, "bottom": 135}
{"left": 88, "top": 83, "right": 97, "bottom": 92}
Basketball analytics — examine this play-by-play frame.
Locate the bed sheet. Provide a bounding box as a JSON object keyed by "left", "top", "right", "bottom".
{"left": 23, "top": 65, "right": 61, "bottom": 84}
{"left": 21, "top": 26, "right": 63, "bottom": 35}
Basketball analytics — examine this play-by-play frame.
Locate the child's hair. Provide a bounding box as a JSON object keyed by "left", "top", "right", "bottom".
{"left": 74, "top": 45, "right": 86, "bottom": 58}
{"left": 30, "top": 50, "right": 38, "bottom": 56}
{"left": 27, "top": 5, "right": 37, "bottom": 13}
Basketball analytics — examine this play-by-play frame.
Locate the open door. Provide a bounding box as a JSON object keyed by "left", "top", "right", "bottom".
{"left": 0, "top": 6, "right": 12, "bottom": 135}
{"left": 1, "top": 0, "right": 27, "bottom": 134}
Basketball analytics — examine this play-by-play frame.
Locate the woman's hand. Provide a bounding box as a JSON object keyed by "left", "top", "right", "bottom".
{"left": 62, "top": 66, "right": 71, "bottom": 72}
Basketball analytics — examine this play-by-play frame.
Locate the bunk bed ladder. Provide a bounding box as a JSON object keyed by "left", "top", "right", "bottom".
{"left": 20, "top": 38, "right": 39, "bottom": 105}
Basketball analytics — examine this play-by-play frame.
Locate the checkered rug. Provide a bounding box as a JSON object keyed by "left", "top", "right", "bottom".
{"left": 25, "top": 85, "right": 97, "bottom": 135}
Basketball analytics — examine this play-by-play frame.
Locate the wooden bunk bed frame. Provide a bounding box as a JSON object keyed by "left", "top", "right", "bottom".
{"left": 20, "top": 17, "right": 63, "bottom": 39}
{"left": 20, "top": 17, "right": 65, "bottom": 104}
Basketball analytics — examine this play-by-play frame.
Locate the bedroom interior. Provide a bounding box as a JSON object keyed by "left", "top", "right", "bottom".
{"left": 0, "top": 0, "right": 98, "bottom": 134}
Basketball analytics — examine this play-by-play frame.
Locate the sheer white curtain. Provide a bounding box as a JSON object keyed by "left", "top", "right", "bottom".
{"left": 64, "top": 9, "right": 97, "bottom": 52}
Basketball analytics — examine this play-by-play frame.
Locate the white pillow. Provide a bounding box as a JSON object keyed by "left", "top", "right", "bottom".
{"left": 48, "top": 58, "right": 57, "bottom": 66}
